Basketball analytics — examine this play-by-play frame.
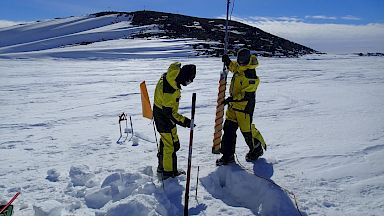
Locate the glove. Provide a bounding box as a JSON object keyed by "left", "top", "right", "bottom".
{"left": 222, "top": 54, "right": 231, "bottom": 67}
{"left": 223, "top": 97, "right": 233, "bottom": 105}
{"left": 183, "top": 118, "right": 196, "bottom": 128}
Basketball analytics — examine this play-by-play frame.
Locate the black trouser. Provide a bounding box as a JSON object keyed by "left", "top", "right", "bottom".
{"left": 220, "top": 107, "right": 264, "bottom": 160}
{"left": 220, "top": 120, "right": 238, "bottom": 160}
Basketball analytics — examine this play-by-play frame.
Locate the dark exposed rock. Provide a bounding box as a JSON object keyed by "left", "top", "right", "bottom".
{"left": 356, "top": 52, "right": 384, "bottom": 57}
{"left": 91, "top": 10, "right": 322, "bottom": 57}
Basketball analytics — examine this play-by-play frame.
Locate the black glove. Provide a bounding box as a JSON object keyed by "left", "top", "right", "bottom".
{"left": 222, "top": 54, "right": 231, "bottom": 67}
{"left": 223, "top": 97, "right": 233, "bottom": 105}
{"left": 183, "top": 118, "right": 196, "bottom": 128}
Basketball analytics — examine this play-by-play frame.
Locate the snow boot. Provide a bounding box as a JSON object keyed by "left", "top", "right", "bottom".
{"left": 174, "top": 169, "right": 186, "bottom": 176}
{"left": 216, "top": 156, "right": 235, "bottom": 166}
{"left": 245, "top": 151, "right": 261, "bottom": 162}
{"left": 157, "top": 166, "right": 163, "bottom": 173}
{"left": 245, "top": 141, "right": 264, "bottom": 162}
{"left": 160, "top": 169, "right": 186, "bottom": 180}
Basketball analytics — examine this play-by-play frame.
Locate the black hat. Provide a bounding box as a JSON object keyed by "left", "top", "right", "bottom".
{"left": 176, "top": 64, "right": 196, "bottom": 86}
{"left": 237, "top": 48, "right": 251, "bottom": 65}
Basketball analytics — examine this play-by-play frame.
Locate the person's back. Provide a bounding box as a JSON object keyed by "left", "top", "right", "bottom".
{"left": 154, "top": 63, "right": 182, "bottom": 112}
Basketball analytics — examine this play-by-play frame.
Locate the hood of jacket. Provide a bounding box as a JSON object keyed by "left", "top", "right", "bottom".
{"left": 166, "top": 62, "right": 181, "bottom": 90}
{"left": 237, "top": 55, "right": 259, "bottom": 73}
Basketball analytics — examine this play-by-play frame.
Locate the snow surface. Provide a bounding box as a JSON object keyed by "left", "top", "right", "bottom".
{"left": 1, "top": 14, "right": 384, "bottom": 216}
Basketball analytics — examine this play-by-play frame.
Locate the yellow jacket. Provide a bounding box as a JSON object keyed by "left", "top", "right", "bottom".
{"left": 227, "top": 55, "right": 260, "bottom": 114}
{"left": 154, "top": 62, "right": 189, "bottom": 127}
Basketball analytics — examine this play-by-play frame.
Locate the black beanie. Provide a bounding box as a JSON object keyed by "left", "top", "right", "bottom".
{"left": 176, "top": 64, "right": 196, "bottom": 84}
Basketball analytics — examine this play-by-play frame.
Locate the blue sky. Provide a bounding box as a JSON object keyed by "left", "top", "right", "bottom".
{"left": 1, "top": 0, "right": 383, "bottom": 24}
{"left": 1, "top": 0, "right": 383, "bottom": 53}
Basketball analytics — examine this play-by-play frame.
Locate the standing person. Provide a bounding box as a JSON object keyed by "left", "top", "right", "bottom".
{"left": 153, "top": 62, "right": 196, "bottom": 178}
{"left": 216, "top": 48, "right": 267, "bottom": 166}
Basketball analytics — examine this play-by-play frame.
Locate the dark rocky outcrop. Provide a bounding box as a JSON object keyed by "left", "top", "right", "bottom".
{"left": 92, "top": 10, "right": 321, "bottom": 57}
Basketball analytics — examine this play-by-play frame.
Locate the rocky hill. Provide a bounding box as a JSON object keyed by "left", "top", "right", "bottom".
{"left": 93, "top": 10, "right": 320, "bottom": 57}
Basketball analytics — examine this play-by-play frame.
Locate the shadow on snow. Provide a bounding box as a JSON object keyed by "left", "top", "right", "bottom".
{"left": 201, "top": 159, "right": 302, "bottom": 216}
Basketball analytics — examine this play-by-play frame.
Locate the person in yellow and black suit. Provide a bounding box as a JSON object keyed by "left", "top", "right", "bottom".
{"left": 216, "top": 48, "right": 267, "bottom": 166}
{"left": 153, "top": 62, "right": 196, "bottom": 179}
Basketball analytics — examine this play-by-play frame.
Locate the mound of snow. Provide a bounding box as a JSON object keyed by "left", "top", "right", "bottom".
{"left": 69, "top": 165, "right": 95, "bottom": 187}
{"left": 85, "top": 186, "right": 113, "bottom": 209}
{"left": 85, "top": 171, "right": 155, "bottom": 209}
{"left": 46, "top": 168, "right": 60, "bottom": 182}
{"left": 105, "top": 194, "right": 167, "bottom": 216}
{"left": 83, "top": 167, "right": 188, "bottom": 215}
{"left": 33, "top": 200, "right": 63, "bottom": 216}
{"left": 201, "top": 164, "right": 299, "bottom": 215}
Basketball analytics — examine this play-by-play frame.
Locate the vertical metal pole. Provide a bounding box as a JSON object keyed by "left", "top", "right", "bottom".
{"left": 152, "top": 121, "right": 159, "bottom": 150}
{"left": 212, "top": 0, "right": 230, "bottom": 154}
{"left": 195, "top": 166, "right": 200, "bottom": 200}
{"left": 152, "top": 119, "right": 163, "bottom": 188}
{"left": 224, "top": 0, "right": 230, "bottom": 54}
{"left": 129, "top": 116, "right": 133, "bottom": 134}
{"left": 184, "top": 93, "right": 196, "bottom": 216}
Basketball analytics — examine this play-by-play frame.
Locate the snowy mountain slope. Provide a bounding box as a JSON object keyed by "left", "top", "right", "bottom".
{"left": 0, "top": 11, "right": 319, "bottom": 59}
{"left": 0, "top": 38, "right": 200, "bottom": 59}
{"left": 126, "top": 10, "right": 319, "bottom": 57}
{"left": 1, "top": 55, "right": 383, "bottom": 216}
{"left": 0, "top": 13, "right": 201, "bottom": 59}
{"left": 0, "top": 15, "right": 125, "bottom": 46}
{"left": 0, "top": 15, "right": 137, "bottom": 52}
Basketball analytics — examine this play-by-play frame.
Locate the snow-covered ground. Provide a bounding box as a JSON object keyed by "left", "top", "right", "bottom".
{"left": 1, "top": 54, "right": 383, "bottom": 216}
{"left": 1, "top": 14, "right": 384, "bottom": 216}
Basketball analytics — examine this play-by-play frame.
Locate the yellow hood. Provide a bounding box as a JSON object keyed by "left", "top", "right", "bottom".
{"left": 237, "top": 55, "right": 259, "bottom": 72}
{"left": 166, "top": 62, "right": 181, "bottom": 89}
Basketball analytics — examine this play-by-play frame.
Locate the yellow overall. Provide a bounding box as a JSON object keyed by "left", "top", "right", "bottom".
{"left": 221, "top": 55, "right": 266, "bottom": 159}
{"left": 153, "top": 62, "right": 190, "bottom": 175}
